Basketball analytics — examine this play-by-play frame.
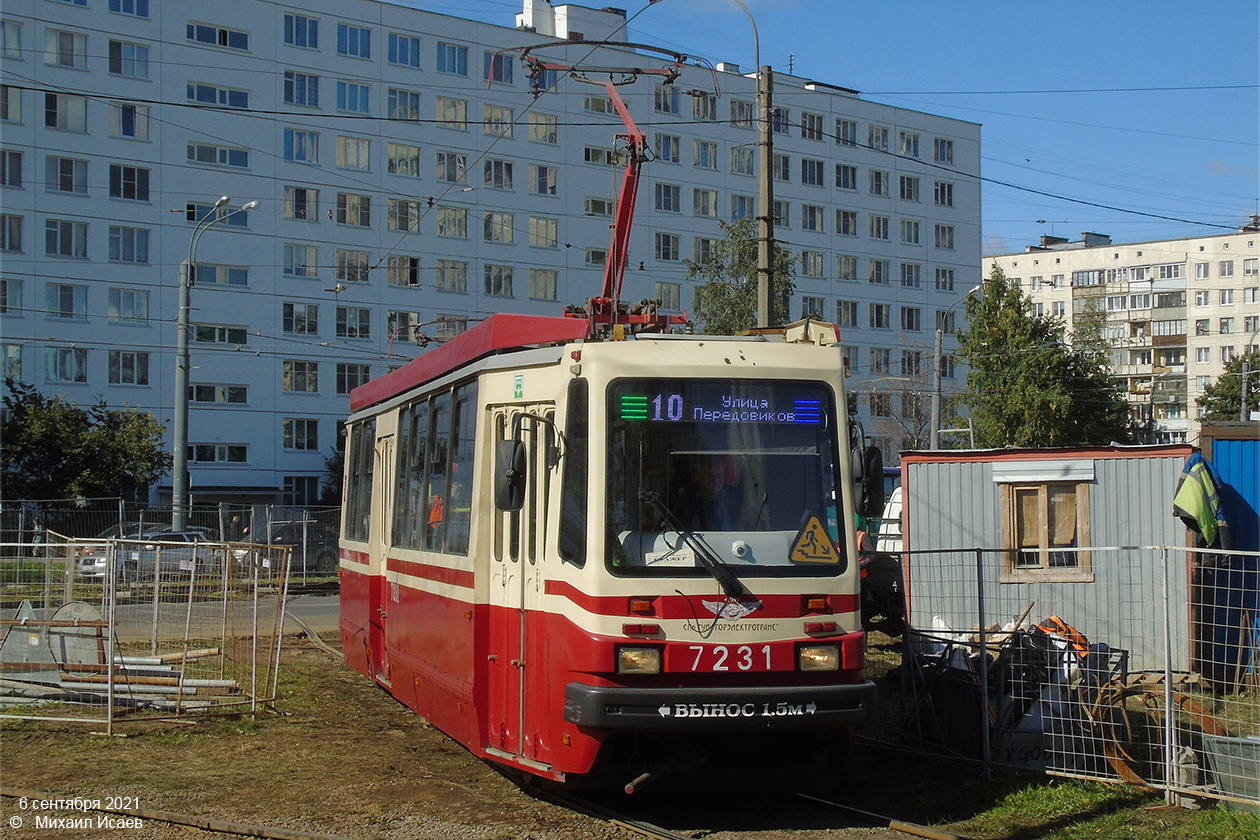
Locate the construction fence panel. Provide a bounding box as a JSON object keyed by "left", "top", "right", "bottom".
{"left": 895, "top": 544, "right": 1259, "bottom": 811}
{"left": 1, "top": 536, "right": 289, "bottom": 728}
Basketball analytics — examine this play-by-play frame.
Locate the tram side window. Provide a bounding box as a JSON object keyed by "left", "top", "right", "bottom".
{"left": 445, "top": 383, "right": 477, "bottom": 555}
{"left": 423, "top": 392, "right": 451, "bottom": 551}
{"left": 557, "top": 379, "right": 588, "bottom": 566}
{"left": 344, "top": 419, "right": 376, "bottom": 542}
{"left": 392, "top": 397, "right": 429, "bottom": 549}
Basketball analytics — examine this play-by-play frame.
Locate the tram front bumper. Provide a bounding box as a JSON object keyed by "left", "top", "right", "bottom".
{"left": 563, "top": 680, "right": 877, "bottom": 731}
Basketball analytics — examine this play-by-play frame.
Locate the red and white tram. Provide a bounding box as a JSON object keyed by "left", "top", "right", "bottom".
{"left": 339, "top": 315, "right": 883, "bottom": 788}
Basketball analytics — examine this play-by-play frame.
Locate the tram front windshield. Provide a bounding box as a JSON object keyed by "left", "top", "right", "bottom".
{"left": 606, "top": 378, "right": 846, "bottom": 578}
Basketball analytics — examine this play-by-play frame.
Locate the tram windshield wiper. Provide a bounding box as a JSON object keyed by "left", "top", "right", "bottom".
{"left": 637, "top": 489, "right": 744, "bottom": 599}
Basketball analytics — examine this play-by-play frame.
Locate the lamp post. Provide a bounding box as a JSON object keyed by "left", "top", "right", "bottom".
{"left": 1242, "top": 329, "right": 1260, "bottom": 422}
{"left": 172, "top": 197, "right": 258, "bottom": 529}
{"left": 931, "top": 284, "right": 982, "bottom": 449}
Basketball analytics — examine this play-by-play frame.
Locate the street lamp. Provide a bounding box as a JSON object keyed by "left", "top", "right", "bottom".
{"left": 1241, "top": 328, "right": 1260, "bottom": 422}
{"left": 930, "top": 284, "right": 982, "bottom": 449}
{"left": 172, "top": 197, "right": 259, "bottom": 530}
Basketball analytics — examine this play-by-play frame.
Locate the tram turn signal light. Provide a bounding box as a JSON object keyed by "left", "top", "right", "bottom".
{"left": 806, "top": 598, "right": 828, "bottom": 612}
{"left": 629, "top": 599, "right": 654, "bottom": 615}
{"left": 617, "top": 646, "right": 662, "bottom": 675}
{"left": 622, "top": 623, "right": 660, "bottom": 636}
{"left": 798, "top": 645, "right": 840, "bottom": 672}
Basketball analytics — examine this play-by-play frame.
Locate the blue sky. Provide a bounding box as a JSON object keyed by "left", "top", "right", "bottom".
{"left": 423, "top": 0, "right": 1259, "bottom": 256}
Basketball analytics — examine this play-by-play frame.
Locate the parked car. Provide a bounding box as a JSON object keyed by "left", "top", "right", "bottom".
{"left": 233, "top": 521, "right": 340, "bottom": 574}
{"left": 119, "top": 530, "right": 224, "bottom": 581}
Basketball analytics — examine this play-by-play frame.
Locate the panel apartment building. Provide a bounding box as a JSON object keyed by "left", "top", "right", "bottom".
{"left": 0, "top": 0, "right": 980, "bottom": 506}
{"left": 990, "top": 225, "right": 1260, "bottom": 445}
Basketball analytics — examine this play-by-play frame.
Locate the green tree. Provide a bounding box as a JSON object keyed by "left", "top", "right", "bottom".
{"left": 956, "top": 266, "right": 1134, "bottom": 448}
{"left": 1, "top": 379, "right": 172, "bottom": 499}
{"left": 318, "top": 434, "right": 346, "bottom": 505}
{"left": 685, "top": 218, "right": 797, "bottom": 335}
{"left": 1196, "top": 350, "right": 1260, "bottom": 421}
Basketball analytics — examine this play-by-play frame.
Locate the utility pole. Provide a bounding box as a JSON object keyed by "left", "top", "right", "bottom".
{"left": 930, "top": 328, "right": 943, "bottom": 449}
{"left": 756, "top": 65, "right": 774, "bottom": 328}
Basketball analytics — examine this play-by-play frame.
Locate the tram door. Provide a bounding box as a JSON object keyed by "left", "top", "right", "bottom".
{"left": 369, "top": 435, "right": 394, "bottom": 685}
{"left": 487, "top": 406, "right": 553, "bottom": 763}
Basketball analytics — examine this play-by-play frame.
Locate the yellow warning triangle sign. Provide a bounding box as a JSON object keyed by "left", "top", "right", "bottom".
{"left": 789, "top": 515, "right": 841, "bottom": 564}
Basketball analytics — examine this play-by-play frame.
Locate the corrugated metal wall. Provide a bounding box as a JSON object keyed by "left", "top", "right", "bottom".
{"left": 903, "top": 452, "right": 1191, "bottom": 670}
{"left": 1211, "top": 436, "right": 1259, "bottom": 552}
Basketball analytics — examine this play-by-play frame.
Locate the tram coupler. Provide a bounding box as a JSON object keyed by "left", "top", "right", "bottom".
{"left": 624, "top": 770, "right": 658, "bottom": 795}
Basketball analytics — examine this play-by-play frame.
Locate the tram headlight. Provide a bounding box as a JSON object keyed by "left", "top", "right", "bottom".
{"left": 798, "top": 645, "right": 839, "bottom": 672}
{"left": 616, "top": 646, "right": 662, "bottom": 675}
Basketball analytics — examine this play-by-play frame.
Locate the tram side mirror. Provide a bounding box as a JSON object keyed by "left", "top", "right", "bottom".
{"left": 857, "top": 445, "right": 886, "bottom": 519}
{"left": 495, "top": 440, "right": 527, "bottom": 511}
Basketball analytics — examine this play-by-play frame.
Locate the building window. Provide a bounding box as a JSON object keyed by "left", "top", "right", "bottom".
{"left": 693, "top": 189, "right": 718, "bottom": 218}
{"left": 584, "top": 94, "right": 614, "bottom": 116}
{"left": 337, "top": 23, "right": 370, "bottom": 58}
{"left": 484, "top": 104, "right": 514, "bottom": 137}
{"left": 45, "top": 346, "right": 87, "bottom": 383}
{"left": 45, "top": 92, "right": 88, "bottom": 131}
{"left": 187, "top": 23, "right": 249, "bottom": 51}
{"left": 655, "top": 232, "right": 680, "bottom": 261}
{"left": 483, "top": 211, "right": 514, "bottom": 243}
{"left": 731, "top": 194, "right": 755, "bottom": 221}
{"left": 901, "top": 306, "right": 922, "bottom": 332}
{"left": 934, "top": 181, "right": 954, "bottom": 207}
{"left": 386, "top": 142, "right": 419, "bottom": 177}
{"left": 772, "top": 200, "right": 789, "bottom": 227}
{"left": 483, "top": 158, "right": 513, "bottom": 190}
{"left": 836, "top": 119, "right": 858, "bottom": 146}
{"left": 46, "top": 30, "right": 87, "bottom": 69}
{"left": 108, "top": 40, "right": 148, "bottom": 78}
{"left": 837, "top": 255, "right": 858, "bottom": 282}
{"left": 284, "top": 14, "right": 318, "bottom": 48}
{"left": 731, "top": 147, "right": 755, "bottom": 176}
{"left": 530, "top": 164, "right": 557, "bottom": 195}
{"left": 730, "top": 99, "right": 754, "bottom": 128}
{"left": 934, "top": 224, "right": 955, "bottom": 250}
{"left": 109, "top": 164, "right": 149, "bottom": 201}
{"left": 0, "top": 152, "right": 22, "bottom": 188}
{"left": 186, "top": 82, "right": 248, "bottom": 109}
{"left": 108, "top": 287, "right": 148, "bottom": 322}
{"left": 283, "top": 71, "right": 319, "bottom": 107}
{"left": 110, "top": 0, "right": 150, "bottom": 16}
{"left": 106, "top": 350, "right": 148, "bottom": 385}
{"left": 46, "top": 282, "right": 86, "bottom": 319}
{"left": 436, "top": 206, "right": 467, "bottom": 238}
{"left": 337, "top": 82, "right": 370, "bottom": 114}
{"left": 283, "top": 418, "right": 319, "bottom": 451}
{"left": 868, "top": 125, "right": 889, "bottom": 151}
{"left": 336, "top": 249, "right": 370, "bottom": 283}
{"left": 656, "top": 281, "right": 681, "bottom": 310}
{"left": 45, "top": 219, "right": 87, "bottom": 258}
{"left": 902, "top": 262, "right": 921, "bottom": 288}
{"left": 694, "top": 238, "right": 716, "bottom": 264}
{"left": 188, "top": 444, "right": 248, "bottom": 463}
{"left": 900, "top": 220, "right": 920, "bottom": 246}
{"left": 484, "top": 263, "right": 514, "bottom": 296}
{"left": 870, "top": 303, "right": 891, "bottom": 330}
{"left": 388, "top": 33, "right": 419, "bottom": 67}
{"left": 282, "top": 476, "right": 320, "bottom": 507}
{"left": 387, "top": 199, "right": 421, "bottom": 232}
{"left": 336, "top": 306, "right": 370, "bottom": 339}
{"left": 336, "top": 194, "right": 371, "bottom": 227}
{"left": 335, "top": 363, "right": 370, "bottom": 395}
{"left": 837, "top": 210, "right": 858, "bottom": 237}
{"left": 837, "top": 301, "right": 858, "bottom": 327}
{"left": 284, "top": 186, "right": 318, "bottom": 220}
{"left": 485, "top": 51, "right": 513, "bottom": 84}
{"left": 191, "top": 264, "right": 247, "bottom": 286}
{"left": 436, "top": 259, "right": 467, "bottom": 292}
{"left": 524, "top": 111, "right": 558, "bottom": 144}
{"left": 656, "top": 134, "right": 681, "bottom": 163}
{"left": 901, "top": 350, "right": 922, "bottom": 376}
{"left": 437, "top": 42, "right": 467, "bottom": 76}
{"left": 46, "top": 156, "right": 87, "bottom": 195}
{"left": 801, "top": 205, "right": 824, "bottom": 232}
{"left": 192, "top": 324, "right": 247, "bottom": 345}
{"left": 2, "top": 85, "right": 21, "bottom": 123}
{"left": 655, "top": 183, "right": 682, "bottom": 213}
{"left": 1220, "top": 317, "right": 1235, "bottom": 334}
{"left": 283, "top": 302, "right": 318, "bottom": 334}
{"left": 802, "top": 250, "right": 825, "bottom": 277}
{"left": 835, "top": 164, "right": 857, "bottom": 191}
{"left": 0, "top": 22, "right": 17, "bottom": 61}
{"left": 802, "top": 158, "right": 825, "bottom": 186}
{"left": 436, "top": 151, "right": 466, "bottom": 183}
{"left": 801, "top": 296, "right": 825, "bottom": 319}
{"left": 771, "top": 107, "right": 789, "bottom": 134}
{"left": 284, "top": 129, "right": 319, "bottom": 163}
{"left": 3, "top": 344, "right": 20, "bottom": 379}
{"left": 388, "top": 255, "right": 420, "bottom": 287}
{"left": 772, "top": 153, "right": 790, "bottom": 181}
{"left": 870, "top": 394, "right": 891, "bottom": 417}
{"left": 934, "top": 137, "right": 954, "bottom": 164}
{"left": 869, "top": 215, "right": 889, "bottom": 240}
{"left": 899, "top": 131, "right": 920, "bottom": 158}
{"left": 109, "top": 102, "right": 148, "bottom": 138}
{"left": 0, "top": 278, "right": 21, "bottom": 315}
{"left": 899, "top": 176, "right": 921, "bottom": 202}
{"left": 870, "top": 347, "right": 891, "bottom": 374}
{"left": 1001, "top": 482, "right": 1092, "bottom": 580}
{"left": 1219, "top": 260, "right": 1235, "bottom": 278}
{"left": 283, "top": 357, "right": 317, "bottom": 390}
{"left": 189, "top": 384, "right": 247, "bottom": 404}
{"left": 694, "top": 140, "right": 718, "bottom": 170}
{"left": 528, "top": 216, "right": 557, "bottom": 248}
{"left": 530, "top": 269, "right": 558, "bottom": 301}
{"left": 801, "top": 111, "right": 824, "bottom": 140}
{"left": 436, "top": 96, "right": 467, "bottom": 129}
{"left": 283, "top": 243, "right": 317, "bottom": 278}
{"left": 869, "top": 170, "right": 889, "bottom": 197}
{"left": 654, "top": 84, "right": 679, "bottom": 114}
{"left": 1220, "top": 289, "right": 1235, "bottom": 306}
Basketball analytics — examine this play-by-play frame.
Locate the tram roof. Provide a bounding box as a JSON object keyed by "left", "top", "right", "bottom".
{"left": 349, "top": 313, "right": 591, "bottom": 412}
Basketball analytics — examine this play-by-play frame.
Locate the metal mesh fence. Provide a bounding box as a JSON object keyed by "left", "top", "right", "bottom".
{"left": 1, "top": 533, "right": 290, "bottom": 729}
{"left": 888, "top": 544, "right": 1259, "bottom": 810}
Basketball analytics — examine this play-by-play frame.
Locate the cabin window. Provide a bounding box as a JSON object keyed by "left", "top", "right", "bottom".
{"left": 999, "top": 482, "right": 1092, "bottom": 581}
{"left": 445, "top": 385, "right": 477, "bottom": 555}
{"left": 392, "top": 397, "right": 429, "bottom": 550}
{"left": 557, "top": 379, "right": 589, "bottom": 567}
{"left": 343, "top": 419, "right": 376, "bottom": 542}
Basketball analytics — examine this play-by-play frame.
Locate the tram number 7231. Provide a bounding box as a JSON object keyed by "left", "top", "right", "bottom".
{"left": 680, "top": 644, "right": 776, "bottom": 672}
